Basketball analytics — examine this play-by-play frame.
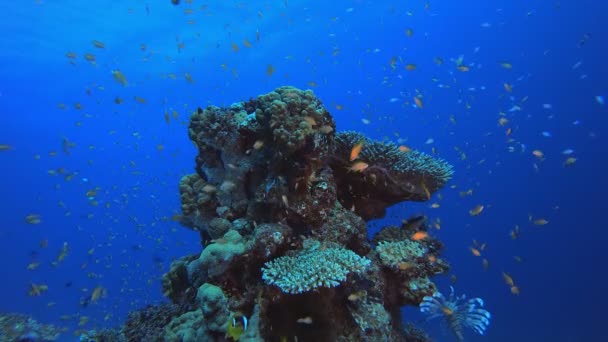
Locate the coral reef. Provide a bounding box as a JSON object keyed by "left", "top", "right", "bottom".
{"left": 122, "top": 303, "right": 189, "bottom": 341}
{"left": 153, "top": 86, "right": 454, "bottom": 341}
{"left": 0, "top": 313, "right": 63, "bottom": 342}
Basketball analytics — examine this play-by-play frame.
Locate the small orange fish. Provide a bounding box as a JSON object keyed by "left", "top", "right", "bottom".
{"left": 500, "top": 62, "right": 513, "bottom": 69}
{"left": 347, "top": 291, "right": 365, "bottom": 301}
{"left": 470, "top": 247, "right": 481, "bottom": 257}
{"left": 502, "top": 272, "right": 515, "bottom": 287}
{"left": 405, "top": 64, "right": 417, "bottom": 71}
{"left": 25, "top": 214, "right": 42, "bottom": 224}
{"left": 266, "top": 64, "right": 275, "bottom": 76}
{"left": 420, "top": 182, "right": 431, "bottom": 200}
{"left": 398, "top": 145, "right": 411, "bottom": 153}
{"left": 510, "top": 286, "right": 520, "bottom": 295}
{"left": 303, "top": 116, "right": 316, "bottom": 126}
{"left": 389, "top": 56, "right": 397, "bottom": 70}
{"left": 348, "top": 161, "right": 369, "bottom": 172}
{"left": 319, "top": 125, "right": 334, "bottom": 134}
{"left": 253, "top": 140, "right": 264, "bottom": 150}
{"left": 84, "top": 53, "right": 96, "bottom": 62}
{"left": 92, "top": 40, "right": 105, "bottom": 49}
{"left": 350, "top": 142, "right": 364, "bottom": 161}
{"left": 532, "top": 218, "right": 548, "bottom": 226}
{"left": 504, "top": 83, "right": 513, "bottom": 92}
{"left": 28, "top": 283, "right": 48, "bottom": 297}
{"left": 469, "top": 204, "right": 484, "bottom": 216}
{"left": 564, "top": 157, "right": 577, "bottom": 166}
{"left": 510, "top": 225, "right": 520, "bottom": 240}
{"left": 457, "top": 65, "right": 470, "bottom": 72}
{"left": 414, "top": 96, "right": 424, "bottom": 109}
{"left": 532, "top": 150, "right": 544, "bottom": 159}
{"left": 398, "top": 262, "right": 413, "bottom": 270}
{"left": 134, "top": 96, "right": 147, "bottom": 104}
{"left": 411, "top": 231, "right": 428, "bottom": 241}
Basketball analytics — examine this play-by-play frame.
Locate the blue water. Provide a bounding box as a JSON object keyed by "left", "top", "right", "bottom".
{"left": 1, "top": 0, "right": 607, "bottom": 341}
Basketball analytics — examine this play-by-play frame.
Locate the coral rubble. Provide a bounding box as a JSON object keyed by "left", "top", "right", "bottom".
{"left": 157, "top": 86, "right": 453, "bottom": 341}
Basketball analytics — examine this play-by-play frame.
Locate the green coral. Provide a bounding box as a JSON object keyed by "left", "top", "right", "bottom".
{"left": 261, "top": 242, "right": 370, "bottom": 294}
{"left": 164, "top": 310, "right": 207, "bottom": 342}
{"left": 196, "top": 283, "right": 229, "bottom": 333}
{"left": 199, "top": 230, "right": 249, "bottom": 277}
{"left": 376, "top": 240, "right": 427, "bottom": 268}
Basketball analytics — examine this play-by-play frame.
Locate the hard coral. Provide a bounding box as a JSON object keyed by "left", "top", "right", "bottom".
{"left": 0, "top": 313, "right": 62, "bottom": 342}
{"left": 332, "top": 131, "right": 453, "bottom": 219}
{"left": 122, "top": 303, "right": 187, "bottom": 342}
{"left": 261, "top": 240, "right": 371, "bottom": 294}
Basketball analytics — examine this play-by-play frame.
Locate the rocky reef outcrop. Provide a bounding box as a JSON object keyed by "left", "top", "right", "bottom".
{"left": 147, "top": 86, "right": 453, "bottom": 341}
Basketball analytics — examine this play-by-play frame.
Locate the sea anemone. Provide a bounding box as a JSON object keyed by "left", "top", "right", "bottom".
{"left": 420, "top": 286, "right": 491, "bottom": 341}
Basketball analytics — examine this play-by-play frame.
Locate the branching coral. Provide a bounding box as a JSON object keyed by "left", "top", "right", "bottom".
{"left": 376, "top": 239, "right": 428, "bottom": 268}
{"left": 420, "top": 286, "right": 491, "bottom": 341}
{"left": 261, "top": 241, "right": 370, "bottom": 294}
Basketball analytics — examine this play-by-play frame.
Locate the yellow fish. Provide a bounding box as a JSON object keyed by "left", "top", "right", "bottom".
{"left": 348, "top": 161, "right": 368, "bottom": 172}
{"left": 112, "top": 70, "right": 127, "bottom": 86}
{"left": 469, "top": 204, "right": 484, "bottom": 216}
{"left": 266, "top": 64, "right": 275, "bottom": 76}
{"left": 92, "top": 40, "right": 105, "bottom": 48}
{"left": 350, "top": 142, "right": 364, "bottom": 161}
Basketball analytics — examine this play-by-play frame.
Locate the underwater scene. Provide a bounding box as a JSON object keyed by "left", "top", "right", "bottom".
{"left": 1, "top": 0, "right": 607, "bottom": 341}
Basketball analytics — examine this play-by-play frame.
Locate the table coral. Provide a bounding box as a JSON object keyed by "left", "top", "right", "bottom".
{"left": 261, "top": 240, "right": 371, "bottom": 294}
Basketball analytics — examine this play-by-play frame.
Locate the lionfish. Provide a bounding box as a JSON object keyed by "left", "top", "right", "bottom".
{"left": 420, "top": 287, "right": 491, "bottom": 341}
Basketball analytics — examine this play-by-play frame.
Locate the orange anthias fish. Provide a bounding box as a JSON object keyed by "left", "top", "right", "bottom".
{"left": 350, "top": 142, "right": 364, "bottom": 161}
{"left": 469, "top": 204, "right": 484, "bottom": 216}
{"left": 502, "top": 272, "right": 515, "bottom": 287}
{"left": 348, "top": 161, "right": 368, "bottom": 172}
{"left": 398, "top": 145, "right": 411, "bottom": 153}
{"left": 411, "top": 231, "right": 429, "bottom": 241}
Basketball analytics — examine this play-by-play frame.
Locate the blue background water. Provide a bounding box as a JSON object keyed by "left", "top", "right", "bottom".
{"left": 1, "top": 0, "right": 606, "bottom": 341}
